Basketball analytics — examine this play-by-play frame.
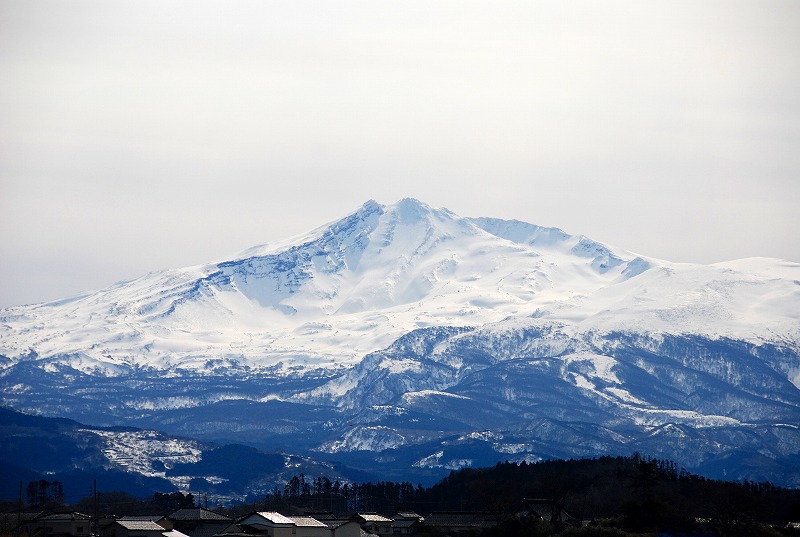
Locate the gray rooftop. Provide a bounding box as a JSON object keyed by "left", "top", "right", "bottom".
{"left": 40, "top": 513, "right": 92, "bottom": 521}
{"left": 170, "top": 509, "right": 232, "bottom": 522}
{"left": 115, "top": 520, "right": 166, "bottom": 531}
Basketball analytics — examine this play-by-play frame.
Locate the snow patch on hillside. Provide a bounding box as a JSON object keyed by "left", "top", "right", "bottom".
{"left": 379, "top": 358, "right": 423, "bottom": 374}
{"left": 86, "top": 429, "right": 205, "bottom": 487}
{"left": 316, "top": 426, "right": 407, "bottom": 453}
{"left": 402, "top": 390, "right": 471, "bottom": 403}
{"left": 412, "top": 450, "right": 473, "bottom": 470}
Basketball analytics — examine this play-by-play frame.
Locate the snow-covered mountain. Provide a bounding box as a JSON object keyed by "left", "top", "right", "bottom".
{"left": 1, "top": 199, "right": 798, "bottom": 487}
{"left": 2, "top": 198, "right": 794, "bottom": 373}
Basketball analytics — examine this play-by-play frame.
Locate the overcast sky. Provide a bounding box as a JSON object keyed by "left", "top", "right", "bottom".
{"left": 1, "top": 1, "right": 798, "bottom": 308}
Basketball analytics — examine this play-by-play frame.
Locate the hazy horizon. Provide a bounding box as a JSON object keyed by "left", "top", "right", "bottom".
{"left": 2, "top": 1, "right": 799, "bottom": 308}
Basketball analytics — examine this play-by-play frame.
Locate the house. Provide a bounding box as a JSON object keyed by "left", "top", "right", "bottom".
{"left": 168, "top": 509, "right": 237, "bottom": 537}
{"left": 421, "top": 512, "right": 497, "bottom": 535}
{"left": 118, "top": 516, "right": 173, "bottom": 531}
{"left": 237, "top": 512, "right": 361, "bottom": 537}
{"left": 520, "top": 498, "right": 580, "bottom": 529}
{"left": 0, "top": 511, "right": 44, "bottom": 537}
{"left": 312, "top": 517, "right": 361, "bottom": 537}
{"left": 327, "top": 521, "right": 361, "bottom": 537}
{"left": 284, "top": 517, "right": 329, "bottom": 537}
{"left": 349, "top": 514, "right": 392, "bottom": 536}
{"left": 389, "top": 513, "right": 423, "bottom": 535}
{"left": 237, "top": 512, "right": 295, "bottom": 537}
{"left": 24, "top": 512, "right": 94, "bottom": 537}
{"left": 106, "top": 520, "right": 166, "bottom": 537}
{"left": 237, "top": 512, "right": 333, "bottom": 537}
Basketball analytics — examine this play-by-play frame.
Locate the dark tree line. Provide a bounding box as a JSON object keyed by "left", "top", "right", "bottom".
{"left": 420, "top": 455, "right": 800, "bottom": 531}
{"left": 15, "top": 456, "right": 800, "bottom": 537}
{"left": 25, "top": 480, "right": 64, "bottom": 510}
{"left": 250, "top": 455, "right": 800, "bottom": 535}
{"left": 19, "top": 486, "right": 196, "bottom": 517}
{"left": 152, "top": 491, "right": 195, "bottom": 512}
{"left": 252, "top": 473, "right": 425, "bottom": 516}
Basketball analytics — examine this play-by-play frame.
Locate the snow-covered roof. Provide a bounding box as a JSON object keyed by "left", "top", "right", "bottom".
{"left": 355, "top": 513, "right": 392, "bottom": 523}
{"left": 285, "top": 516, "right": 327, "bottom": 527}
{"left": 249, "top": 512, "right": 294, "bottom": 525}
{"left": 161, "top": 530, "right": 190, "bottom": 537}
{"left": 40, "top": 513, "right": 92, "bottom": 521}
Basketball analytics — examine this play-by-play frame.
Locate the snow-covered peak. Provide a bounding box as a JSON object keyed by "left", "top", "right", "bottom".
{"left": 382, "top": 197, "right": 460, "bottom": 226}
{"left": 0, "top": 199, "right": 796, "bottom": 374}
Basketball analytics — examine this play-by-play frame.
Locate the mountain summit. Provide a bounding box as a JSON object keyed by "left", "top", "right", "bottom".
{"left": 1, "top": 199, "right": 794, "bottom": 373}
{"left": 0, "top": 198, "right": 657, "bottom": 372}
{"left": 1, "top": 199, "right": 799, "bottom": 487}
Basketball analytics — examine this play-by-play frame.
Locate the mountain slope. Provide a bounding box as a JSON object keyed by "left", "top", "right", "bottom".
{"left": 294, "top": 319, "right": 800, "bottom": 485}
{"left": 0, "top": 198, "right": 798, "bottom": 487}
{"left": 1, "top": 198, "right": 643, "bottom": 372}
{"left": 2, "top": 199, "right": 795, "bottom": 373}
{"left": 0, "top": 406, "right": 368, "bottom": 501}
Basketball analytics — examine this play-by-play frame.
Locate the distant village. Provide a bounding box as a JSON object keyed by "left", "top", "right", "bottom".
{"left": 3, "top": 495, "right": 800, "bottom": 537}
{"left": 4, "top": 457, "right": 800, "bottom": 537}
{"left": 0, "top": 503, "right": 570, "bottom": 537}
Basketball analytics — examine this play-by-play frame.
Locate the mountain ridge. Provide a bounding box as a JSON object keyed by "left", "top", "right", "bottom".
{"left": 0, "top": 198, "right": 798, "bottom": 488}
{"left": 0, "top": 406, "right": 369, "bottom": 501}
{"left": 3, "top": 198, "right": 795, "bottom": 374}
{"left": 0, "top": 198, "right": 659, "bottom": 371}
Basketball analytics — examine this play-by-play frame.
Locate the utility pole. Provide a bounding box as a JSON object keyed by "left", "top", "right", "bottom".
{"left": 16, "top": 480, "right": 22, "bottom": 537}
{"left": 93, "top": 480, "right": 98, "bottom": 537}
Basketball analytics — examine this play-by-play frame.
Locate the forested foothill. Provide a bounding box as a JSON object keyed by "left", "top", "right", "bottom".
{"left": 251, "top": 455, "right": 800, "bottom": 535}
{"left": 2, "top": 455, "right": 799, "bottom": 537}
